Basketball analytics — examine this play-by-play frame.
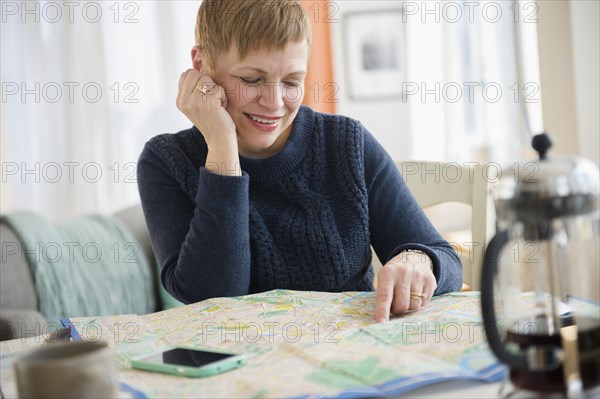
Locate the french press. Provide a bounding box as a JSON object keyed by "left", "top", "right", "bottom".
{"left": 481, "top": 133, "right": 600, "bottom": 395}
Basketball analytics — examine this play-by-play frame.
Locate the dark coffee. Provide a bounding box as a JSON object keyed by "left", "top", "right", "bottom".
{"left": 506, "top": 316, "right": 600, "bottom": 393}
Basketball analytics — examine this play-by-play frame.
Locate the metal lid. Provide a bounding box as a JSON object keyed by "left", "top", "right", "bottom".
{"left": 495, "top": 133, "right": 600, "bottom": 222}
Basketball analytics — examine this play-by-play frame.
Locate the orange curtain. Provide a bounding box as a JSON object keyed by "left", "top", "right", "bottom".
{"left": 301, "top": 1, "right": 336, "bottom": 114}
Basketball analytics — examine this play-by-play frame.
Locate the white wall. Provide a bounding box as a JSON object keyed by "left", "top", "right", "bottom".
{"left": 536, "top": 0, "right": 579, "bottom": 156}
{"left": 329, "top": 1, "right": 412, "bottom": 162}
{"left": 570, "top": 0, "right": 600, "bottom": 166}
{"left": 537, "top": 0, "right": 599, "bottom": 165}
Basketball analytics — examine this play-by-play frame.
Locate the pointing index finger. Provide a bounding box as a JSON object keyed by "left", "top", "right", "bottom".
{"left": 375, "top": 276, "right": 394, "bottom": 323}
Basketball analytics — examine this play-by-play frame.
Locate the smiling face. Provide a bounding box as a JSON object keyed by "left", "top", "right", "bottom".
{"left": 207, "top": 41, "right": 308, "bottom": 158}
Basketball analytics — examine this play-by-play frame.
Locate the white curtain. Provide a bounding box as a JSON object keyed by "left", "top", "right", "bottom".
{"left": 406, "top": 0, "right": 540, "bottom": 163}
{"left": 1, "top": 1, "right": 199, "bottom": 220}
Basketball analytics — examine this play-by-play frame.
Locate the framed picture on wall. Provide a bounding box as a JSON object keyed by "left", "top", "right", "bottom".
{"left": 343, "top": 9, "right": 406, "bottom": 100}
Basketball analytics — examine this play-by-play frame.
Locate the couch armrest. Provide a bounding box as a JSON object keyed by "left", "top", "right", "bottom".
{"left": 0, "top": 222, "right": 39, "bottom": 311}
{"left": 0, "top": 309, "right": 49, "bottom": 341}
{"left": 113, "top": 205, "right": 155, "bottom": 268}
{"left": 113, "top": 205, "right": 162, "bottom": 310}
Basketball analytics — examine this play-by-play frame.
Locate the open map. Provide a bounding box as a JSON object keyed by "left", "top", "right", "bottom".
{"left": 59, "top": 290, "right": 505, "bottom": 398}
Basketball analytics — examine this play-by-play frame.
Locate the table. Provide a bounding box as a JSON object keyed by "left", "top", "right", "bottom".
{"left": 2, "top": 290, "right": 507, "bottom": 398}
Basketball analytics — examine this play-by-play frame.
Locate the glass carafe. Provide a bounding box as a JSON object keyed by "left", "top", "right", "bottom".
{"left": 481, "top": 134, "right": 600, "bottom": 395}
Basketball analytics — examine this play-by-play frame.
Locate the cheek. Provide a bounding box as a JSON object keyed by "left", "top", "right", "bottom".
{"left": 283, "top": 86, "right": 303, "bottom": 106}
{"left": 223, "top": 82, "right": 259, "bottom": 107}
{"left": 243, "top": 86, "right": 260, "bottom": 102}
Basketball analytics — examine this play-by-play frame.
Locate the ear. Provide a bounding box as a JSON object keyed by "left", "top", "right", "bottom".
{"left": 191, "top": 46, "right": 205, "bottom": 72}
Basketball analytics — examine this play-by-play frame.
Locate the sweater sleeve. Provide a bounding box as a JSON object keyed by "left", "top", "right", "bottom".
{"left": 137, "top": 143, "right": 251, "bottom": 304}
{"left": 363, "top": 127, "right": 463, "bottom": 294}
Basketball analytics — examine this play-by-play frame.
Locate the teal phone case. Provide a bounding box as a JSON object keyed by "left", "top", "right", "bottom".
{"left": 130, "top": 346, "right": 246, "bottom": 378}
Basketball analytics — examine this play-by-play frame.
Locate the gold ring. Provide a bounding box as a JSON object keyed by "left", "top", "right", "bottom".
{"left": 410, "top": 292, "right": 425, "bottom": 300}
{"left": 196, "top": 83, "right": 209, "bottom": 95}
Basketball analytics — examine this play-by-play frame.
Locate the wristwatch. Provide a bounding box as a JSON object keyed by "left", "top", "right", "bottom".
{"left": 400, "top": 249, "right": 434, "bottom": 273}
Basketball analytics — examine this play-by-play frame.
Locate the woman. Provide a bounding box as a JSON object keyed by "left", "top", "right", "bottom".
{"left": 137, "top": 0, "right": 462, "bottom": 323}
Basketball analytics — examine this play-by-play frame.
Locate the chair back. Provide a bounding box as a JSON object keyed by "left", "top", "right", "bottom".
{"left": 396, "top": 161, "right": 495, "bottom": 290}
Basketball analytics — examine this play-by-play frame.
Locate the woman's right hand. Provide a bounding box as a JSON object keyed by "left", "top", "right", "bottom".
{"left": 176, "top": 69, "right": 237, "bottom": 150}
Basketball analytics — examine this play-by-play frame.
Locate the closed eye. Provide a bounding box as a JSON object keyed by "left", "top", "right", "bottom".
{"left": 240, "top": 77, "right": 261, "bottom": 85}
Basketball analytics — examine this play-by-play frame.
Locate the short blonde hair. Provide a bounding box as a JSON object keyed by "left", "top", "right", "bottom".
{"left": 195, "top": 0, "right": 312, "bottom": 69}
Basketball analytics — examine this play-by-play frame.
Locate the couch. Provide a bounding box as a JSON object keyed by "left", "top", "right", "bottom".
{"left": 0, "top": 205, "right": 163, "bottom": 341}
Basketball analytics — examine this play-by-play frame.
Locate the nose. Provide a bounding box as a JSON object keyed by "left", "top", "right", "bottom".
{"left": 257, "top": 82, "right": 284, "bottom": 111}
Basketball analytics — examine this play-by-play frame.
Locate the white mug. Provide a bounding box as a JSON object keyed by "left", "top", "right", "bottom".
{"left": 13, "top": 340, "right": 118, "bottom": 399}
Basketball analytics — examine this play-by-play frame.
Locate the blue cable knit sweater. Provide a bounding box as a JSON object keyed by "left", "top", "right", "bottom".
{"left": 137, "top": 106, "right": 462, "bottom": 304}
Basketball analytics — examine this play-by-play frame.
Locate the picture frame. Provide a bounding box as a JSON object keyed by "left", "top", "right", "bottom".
{"left": 342, "top": 9, "right": 406, "bottom": 100}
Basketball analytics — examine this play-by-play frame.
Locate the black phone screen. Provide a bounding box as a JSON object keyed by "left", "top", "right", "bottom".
{"left": 141, "top": 348, "right": 235, "bottom": 368}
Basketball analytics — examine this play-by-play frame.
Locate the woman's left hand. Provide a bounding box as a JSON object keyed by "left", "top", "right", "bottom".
{"left": 375, "top": 251, "right": 437, "bottom": 323}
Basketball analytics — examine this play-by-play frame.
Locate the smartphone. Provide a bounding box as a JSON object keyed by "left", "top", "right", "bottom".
{"left": 130, "top": 346, "right": 246, "bottom": 377}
